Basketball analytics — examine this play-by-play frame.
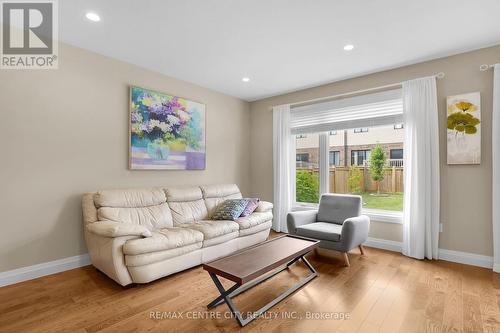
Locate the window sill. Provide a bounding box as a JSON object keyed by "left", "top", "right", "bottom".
{"left": 291, "top": 204, "right": 403, "bottom": 224}
{"left": 362, "top": 209, "right": 403, "bottom": 224}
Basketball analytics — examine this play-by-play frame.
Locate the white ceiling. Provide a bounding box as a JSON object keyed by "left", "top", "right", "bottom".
{"left": 59, "top": 0, "right": 500, "bottom": 101}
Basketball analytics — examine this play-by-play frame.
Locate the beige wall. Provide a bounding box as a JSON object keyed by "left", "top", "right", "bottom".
{"left": 250, "top": 45, "right": 500, "bottom": 256}
{"left": 0, "top": 43, "right": 250, "bottom": 272}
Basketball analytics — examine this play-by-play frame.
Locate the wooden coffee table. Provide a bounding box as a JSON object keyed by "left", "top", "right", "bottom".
{"left": 203, "top": 234, "right": 319, "bottom": 326}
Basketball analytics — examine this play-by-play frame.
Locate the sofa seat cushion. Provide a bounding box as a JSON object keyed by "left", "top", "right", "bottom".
{"left": 296, "top": 222, "right": 342, "bottom": 242}
{"left": 123, "top": 227, "right": 203, "bottom": 255}
{"left": 125, "top": 243, "right": 201, "bottom": 267}
{"left": 239, "top": 220, "right": 272, "bottom": 237}
{"left": 178, "top": 220, "right": 239, "bottom": 240}
{"left": 236, "top": 211, "right": 273, "bottom": 230}
{"left": 202, "top": 231, "right": 239, "bottom": 247}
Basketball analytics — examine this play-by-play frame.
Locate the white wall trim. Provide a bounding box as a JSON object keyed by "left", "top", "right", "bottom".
{"left": 0, "top": 254, "right": 90, "bottom": 287}
{"left": 363, "top": 209, "right": 403, "bottom": 224}
{"left": 438, "top": 248, "right": 493, "bottom": 269}
{"left": 364, "top": 237, "right": 403, "bottom": 252}
{"left": 364, "top": 237, "right": 495, "bottom": 270}
{"left": 1, "top": 238, "right": 497, "bottom": 288}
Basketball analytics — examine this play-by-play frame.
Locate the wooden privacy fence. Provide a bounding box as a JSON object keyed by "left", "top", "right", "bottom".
{"left": 297, "top": 167, "right": 404, "bottom": 193}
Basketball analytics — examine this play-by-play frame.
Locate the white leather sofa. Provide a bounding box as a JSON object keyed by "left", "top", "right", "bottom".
{"left": 82, "top": 184, "right": 273, "bottom": 286}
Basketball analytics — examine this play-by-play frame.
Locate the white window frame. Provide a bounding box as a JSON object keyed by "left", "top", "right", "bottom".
{"left": 292, "top": 129, "right": 403, "bottom": 224}
{"left": 290, "top": 89, "right": 404, "bottom": 223}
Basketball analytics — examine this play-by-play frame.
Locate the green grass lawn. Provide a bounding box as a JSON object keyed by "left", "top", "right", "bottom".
{"left": 359, "top": 192, "right": 403, "bottom": 211}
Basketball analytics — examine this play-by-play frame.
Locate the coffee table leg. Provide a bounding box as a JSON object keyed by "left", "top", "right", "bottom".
{"left": 207, "top": 254, "right": 318, "bottom": 327}
{"left": 286, "top": 255, "right": 302, "bottom": 268}
{"left": 207, "top": 278, "right": 240, "bottom": 309}
{"left": 208, "top": 272, "right": 246, "bottom": 326}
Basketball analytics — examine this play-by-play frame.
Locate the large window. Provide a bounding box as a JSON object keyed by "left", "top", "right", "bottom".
{"left": 294, "top": 125, "right": 404, "bottom": 212}
{"left": 290, "top": 89, "right": 405, "bottom": 216}
{"left": 351, "top": 150, "right": 371, "bottom": 166}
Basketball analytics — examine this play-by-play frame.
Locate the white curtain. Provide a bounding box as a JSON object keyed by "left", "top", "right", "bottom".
{"left": 273, "top": 104, "right": 292, "bottom": 232}
{"left": 402, "top": 77, "right": 440, "bottom": 259}
{"left": 492, "top": 64, "right": 500, "bottom": 272}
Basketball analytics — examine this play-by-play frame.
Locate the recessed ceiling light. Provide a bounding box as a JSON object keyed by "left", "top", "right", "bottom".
{"left": 343, "top": 44, "right": 354, "bottom": 51}
{"left": 242, "top": 77, "right": 250, "bottom": 82}
{"left": 85, "top": 12, "right": 101, "bottom": 22}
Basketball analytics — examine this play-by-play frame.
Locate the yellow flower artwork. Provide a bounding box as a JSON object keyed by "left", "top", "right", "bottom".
{"left": 446, "top": 92, "right": 481, "bottom": 165}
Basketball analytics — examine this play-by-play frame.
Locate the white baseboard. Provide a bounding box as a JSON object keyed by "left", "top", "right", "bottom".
{"left": 364, "top": 237, "right": 495, "bottom": 270}
{"left": 1, "top": 239, "right": 497, "bottom": 288}
{"left": 438, "top": 249, "right": 493, "bottom": 269}
{"left": 364, "top": 237, "right": 403, "bottom": 252}
{"left": 0, "top": 254, "right": 90, "bottom": 287}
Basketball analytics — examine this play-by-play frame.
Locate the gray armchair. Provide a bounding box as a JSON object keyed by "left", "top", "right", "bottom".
{"left": 287, "top": 194, "right": 370, "bottom": 266}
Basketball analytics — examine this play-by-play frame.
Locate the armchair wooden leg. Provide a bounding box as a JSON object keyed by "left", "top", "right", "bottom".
{"left": 359, "top": 245, "right": 365, "bottom": 255}
{"left": 342, "top": 252, "right": 350, "bottom": 267}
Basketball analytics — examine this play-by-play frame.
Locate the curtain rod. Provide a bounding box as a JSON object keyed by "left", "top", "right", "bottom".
{"left": 289, "top": 72, "right": 445, "bottom": 108}
{"left": 480, "top": 64, "right": 495, "bottom": 71}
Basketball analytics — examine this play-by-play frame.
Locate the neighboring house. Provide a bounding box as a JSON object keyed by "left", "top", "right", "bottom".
{"left": 296, "top": 124, "right": 404, "bottom": 168}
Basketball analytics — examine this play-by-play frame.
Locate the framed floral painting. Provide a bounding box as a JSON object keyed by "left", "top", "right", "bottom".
{"left": 129, "top": 86, "right": 206, "bottom": 170}
{"left": 447, "top": 92, "right": 481, "bottom": 164}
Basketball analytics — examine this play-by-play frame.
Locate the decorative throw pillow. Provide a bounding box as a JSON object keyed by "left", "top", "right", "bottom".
{"left": 212, "top": 199, "right": 250, "bottom": 221}
{"left": 240, "top": 198, "right": 260, "bottom": 217}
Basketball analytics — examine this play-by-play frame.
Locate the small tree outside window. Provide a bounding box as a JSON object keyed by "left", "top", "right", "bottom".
{"left": 347, "top": 166, "right": 362, "bottom": 194}
{"left": 368, "top": 145, "right": 386, "bottom": 194}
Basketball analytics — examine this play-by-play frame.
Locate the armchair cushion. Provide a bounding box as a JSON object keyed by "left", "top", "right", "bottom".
{"left": 86, "top": 221, "right": 152, "bottom": 238}
{"left": 287, "top": 210, "right": 317, "bottom": 234}
{"left": 296, "top": 222, "right": 342, "bottom": 242}
{"left": 317, "top": 194, "right": 362, "bottom": 225}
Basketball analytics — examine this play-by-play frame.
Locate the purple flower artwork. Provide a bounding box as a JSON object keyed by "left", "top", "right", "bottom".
{"left": 129, "top": 86, "right": 206, "bottom": 170}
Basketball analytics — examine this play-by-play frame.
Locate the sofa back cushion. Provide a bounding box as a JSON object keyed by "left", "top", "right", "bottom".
{"left": 200, "top": 184, "right": 242, "bottom": 218}
{"left": 317, "top": 194, "right": 362, "bottom": 225}
{"left": 94, "top": 189, "right": 173, "bottom": 229}
{"left": 165, "top": 187, "right": 208, "bottom": 225}
{"left": 95, "top": 189, "right": 166, "bottom": 208}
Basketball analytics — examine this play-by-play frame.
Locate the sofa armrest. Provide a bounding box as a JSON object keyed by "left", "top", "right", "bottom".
{"left": 84, "top": 231, "right": 135, "bottom": 286}
{"left": 86, "top": 221, "right": 152, "bottom": 238}
{"left": 287, "top": 210, "right": 318, "bottom": 234}
{"left": 255, "top": 200, "right": 273, "bottom": 212}
{"left": 341, "top": 215, "right": 370, "bottom": 250}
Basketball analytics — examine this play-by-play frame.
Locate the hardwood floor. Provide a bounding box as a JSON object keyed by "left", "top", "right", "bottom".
{"left": 1, "top": 237, "right": 499, "bottom": 333}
